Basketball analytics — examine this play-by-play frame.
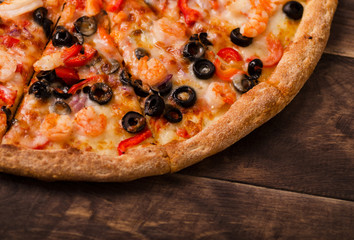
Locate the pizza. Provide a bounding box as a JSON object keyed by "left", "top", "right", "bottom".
{"left": 0, "top": 0, "right": 337, "bottom": 181}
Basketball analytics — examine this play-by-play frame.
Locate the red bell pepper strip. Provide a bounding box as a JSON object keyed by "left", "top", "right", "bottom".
{"left": 176, "top": 128, "right": 191, "bottom": 139}
{"left": 0, "top": 36, "right": 20, "bottom": 48}
{"left": 214, "top": 58, "right": 244, "bottom": 82}
{"left": 55, "top": 67, "right": 80, "bottom": 85}
{"left": 68, "top": 75, "right": 101, "bottom": 94}
{"left": 106, "top": 0, "right": 124, "bottom": 12}
{"left": 61, "top": 44, "right": 83, "bottom": 62}
{"left": 64, "top": 44, "right": 97, "bottom": 68}
{"left": 217, "top": 48, "right": 242, "bottom": 63}
{"left": 16, "top": 64, "right": 23, "bottom": 74}
{"left": 0, "top": 85, "right": 17, "bottom": 107}
{"left": 178, "top": 0, "right": 201, "bottom": 26}
{"left": 118, "top": 128, "right": 152, "bottom": 155}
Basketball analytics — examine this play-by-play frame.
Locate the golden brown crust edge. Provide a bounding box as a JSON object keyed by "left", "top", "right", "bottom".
{"left": 166, "top": 0, "right": 338, "bottom": 172}
{"left": 165, "top": 83, "right": 286, "bottom": 172}
{"left": 0, "top": 144, "right": 170, "bottom": 181}
{"left": 0, "top": 0, "right": 337, "bottom": 181}
{"left": 268, "top": 0, "right": 338, "bottom": 103}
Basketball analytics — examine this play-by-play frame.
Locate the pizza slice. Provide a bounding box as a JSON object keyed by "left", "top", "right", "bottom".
{"left": 0, "top": 0, "right": 64, "bottom": 136}
{"left": 2, "top": 0, "right": 165, "bottom": 162}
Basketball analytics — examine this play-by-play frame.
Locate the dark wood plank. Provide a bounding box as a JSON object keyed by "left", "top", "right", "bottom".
{"left": 181, "top": 53, "right": 354, "bottom": 200}
{"left": 325, "top": 0, "right": 354, "bottom": 57}
{"left": 0, "top": 173, "right": 353, "bottom": 240}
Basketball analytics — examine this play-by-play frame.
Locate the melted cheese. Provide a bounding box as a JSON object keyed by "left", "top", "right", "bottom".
{"left": 3, "top": 0, "right": 306, "bottom": 154}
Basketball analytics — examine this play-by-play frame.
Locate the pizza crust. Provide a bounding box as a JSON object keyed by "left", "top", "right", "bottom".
{"left": 165, "top": 82, "right": 286, "bottom": 172}
{"left": 0, "top": 0, "right": 337, "bottom": 181}
{"left": 0, "top": 144, "right": 170, "bottom": 181}
{"left": 268, "top": 0, "right": 338, "bottom": 104}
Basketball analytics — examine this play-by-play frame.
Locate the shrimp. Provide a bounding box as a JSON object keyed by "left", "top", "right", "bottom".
{"left": 33, "top": 52, "right": 64, "bottom": 72}
{"left": 0, "top": 50, "right": 18, "bottom": 83}
{"left": 241, "top": 0, "right": 276, "bottom": 38}
{"left": 262, "top": 33, "right": 283, "bottom": 67}
{"left": 205, "top": 82, "right": 236, "bottom": 109}
{"left": 246, "top": 33, "right": 283, "bottom": 67}
{"left": 0, "top": 0, "right": 43, "bottom": 20}
{"left": 151, "top": 17, "right": 187, "bottom": 46}
{"left": 40, "top": 113, "right": 73, "bottom": 142}
{"left": 138, "top": 56, "right": 168, "bottom": 86}
{"left": 60, "top": 0, "right": 76, "bottom": 24}
{"left": 75, "top": 106, "right": 107, "bottom": 137}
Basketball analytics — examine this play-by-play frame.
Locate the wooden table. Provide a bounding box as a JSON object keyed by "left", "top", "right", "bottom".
{"left": 0, "top": 2, "right": 353, "bottom": 239}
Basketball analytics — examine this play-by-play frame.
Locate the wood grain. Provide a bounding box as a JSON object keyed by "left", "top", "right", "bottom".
{"left": 0, "top": 173, "right": 353, "bottom": 240}
{"left": 181, "top": 53, "right": 354, "bottom": 201}
{"left": 325, "top": 0, "right": 354, "bottom": 58}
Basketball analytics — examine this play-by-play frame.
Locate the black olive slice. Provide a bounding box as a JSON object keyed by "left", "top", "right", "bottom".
{"left": 172, "top": 86, "right": 197, "bottom": 108}
{"left": 131, "top": 29, "right": 143, "bottom": 36}
{"left": 36, "top": 70, "right": 56, "bottom": 82}
{"left": 83, "top": 86, "right": 91, "bottom": 93}
{"left": 199, "top": 32, "right": 212, "bottom": 46}
{"left": 230, "top": 28, "right": 253, "bottom": 47}
{"left": 33, "top": 7, "right": 48, "bottom": 25}
{"left": 183, "top": 42, "right": 205, "bottom": 61}
{"left": 51, "top": 101, "right": 71, "bottom": 115}
{"left": 134, "top": 48, "right": 150, "bottom": 60}
{"left": 122, "top": 111, "right": 146, "bottom": 134}
{"left": 101, "top": 60, "right": 120, "bottom": 75}
{"left": 247, "top": 59, "right": 263, "bottom": 80}
{"left": 33, "top": 8, "right": 52, "bottom": 38}
{"left": 52, "top": 26, "right": 74, "bottom": 47}
{"left": 53, "top": 85, "right": 71, "bottom": 99}
{"left": 193, "top": 59, "right": 215, "bottom": 79}
{"left": 131, "top": 79, "right": 150, "bottom": 98}
{"left": 1, "top": 106, "right": 11, "bottom": 125}
{"left": 233, "top": 75, "right": 256, "bottom": 93}
{"left": 74, "top": 16, "right": 98, "bottom": 36}
{"left": 144, "top": 94, "right": 165, "bottom": 117}
{"left": 119, "top": 69, "right": 132, "bottom": 85}
{"left": 283, "top": 1, "right": 303, "bottom": 20}
{"left": 189, "top": 33, "right": 199, "bottom": 42}
{"left": 89, "top": 83, "right": 113, "bottom": 105}
{"left": 42, "top": 18, "right": 53, "bottom": 38}
{"left": 164, "top": 105, "right": 182, "bottom": 123}
{"left": 29, "top": 80, "right": 52, "bottom": 100}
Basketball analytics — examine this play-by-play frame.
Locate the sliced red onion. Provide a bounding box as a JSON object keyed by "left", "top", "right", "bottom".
{"left": 68, "top": 93, "right": 87, "bottom": 113}
{"left": 151, "top": 74, "right": 173, "bottom": 96}
{"left": 9, "top": 28, "right": 21, "bottom": 37}
{"left": 23, "top": 27, "right": 33, "bottom": 39}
